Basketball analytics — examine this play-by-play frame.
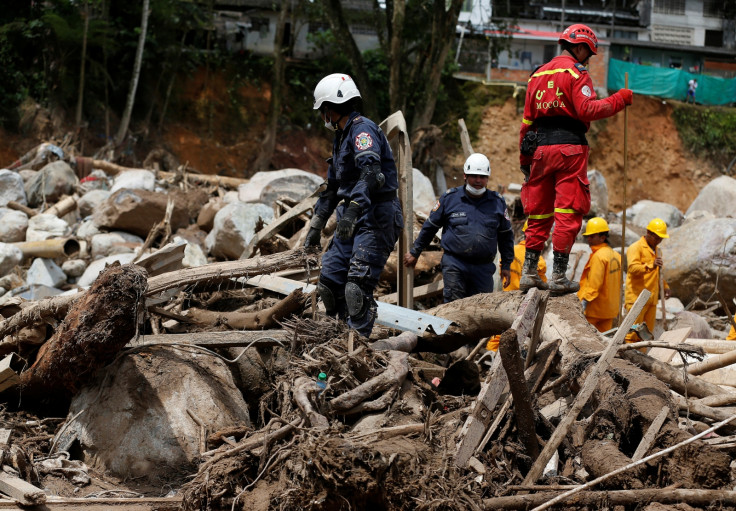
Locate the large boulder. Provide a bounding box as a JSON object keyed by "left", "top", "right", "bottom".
{"left": 685, "top": 176, "right": 736, "bottom": 218}
{"left": 662, "top": 218, "right": 736, "bottom": 304}
{"left": 238, "top": 169, "right": 322, "bottom": 204}
{"left": 93, "top": 188, "right": 207, "bottom": 238}
{"left": 26, "top": 213, "right": 71, "bottom": 241}
{"left": 90, "top": 232, "right": 144, "bottom": 259}
{"left": 413, "top": 168, "right": 436, "bottom": 216}
{"left": 0, "top": 243, "right": 23, "bottom": 276}
{"left": 78, "top": 189, "right": 111, "bottom": 218}
{"left": 110, "top": 169, "right": 156, "bottom": 193}
{"left": 628, "top": 199, "right": 684, "bottom": 231}
{"left": 0, "top": 170, "right": 27, "bottom": 206}
{"left": 54, "top": 348, "right": 251, "bottom": 483}
{"left": 587, "top": 170, "right": 608, "bottom": 218}
{"left": 205, "top": 202, "right": 274, "bottom": 259}
{"left": 24, "top": 160, "right": 78, "bottom": 207}
{"left": 0, "top": 209, "right": 28, "bottom": 243}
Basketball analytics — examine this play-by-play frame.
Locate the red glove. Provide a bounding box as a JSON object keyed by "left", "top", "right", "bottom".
{"left": 618, "top": 88, "right": 633, "bottom": 106}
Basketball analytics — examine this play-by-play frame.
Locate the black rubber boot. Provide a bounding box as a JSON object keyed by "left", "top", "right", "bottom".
{"left": 519, "top": 249, "right": 549, "bottom": 292}
{"left": 549, "top": 251, "right": 579, "bottom": 296}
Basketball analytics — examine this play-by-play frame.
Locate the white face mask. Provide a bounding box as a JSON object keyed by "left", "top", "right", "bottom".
{"left": 324, "top": 119, "right": 336, "bottom": 131}
{"left": 465, "top": 184, "right": 486, "bottom": 197}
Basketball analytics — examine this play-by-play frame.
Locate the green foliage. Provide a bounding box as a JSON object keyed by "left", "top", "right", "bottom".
{"left": 672, "top": 103, "right": 736, "bottom": 171}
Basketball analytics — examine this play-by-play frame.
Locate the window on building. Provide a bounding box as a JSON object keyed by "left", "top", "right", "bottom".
{"left": 705, "top": 29, "right": 724, "bottom": 47}
{"left": 613, "top": 30, "right": 637, "bottom": 40}
{"left": 653, "top": 0, "right": 685, "bottom": 15}
{"left": 249, "top": 17, "right": 269, "bottom": 38}
{"left": 703, "top": 0, "right": 723, "bottom": 17}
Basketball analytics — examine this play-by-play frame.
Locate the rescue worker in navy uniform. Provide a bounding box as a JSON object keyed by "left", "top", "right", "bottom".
{"left": 403, "top": 153, "right": 514, "bottom": 302}
{"left": 518, "top": 24, "right": 633, "bottom": 295}
{"left": 304, "top": 73, "right": 403, "bottom": 338}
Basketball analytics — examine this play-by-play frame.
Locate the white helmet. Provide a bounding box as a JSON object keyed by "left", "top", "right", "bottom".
{"left": 463, "top": 153, "right": 491, "bottom": 177}
{"left": 313, "top": 73, "right": 361, "bottom": 110}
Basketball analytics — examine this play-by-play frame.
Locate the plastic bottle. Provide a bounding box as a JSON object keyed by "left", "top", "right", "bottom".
{"left": 316, "top": 372, "right": 327, "bottom": 390}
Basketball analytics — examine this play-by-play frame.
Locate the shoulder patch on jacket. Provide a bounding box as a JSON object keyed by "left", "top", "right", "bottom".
{"left": 445, "top": 187, "right": 457, "bottom": 195}
{"left": 574, "top": 62, "right": 588, "bottom": 74}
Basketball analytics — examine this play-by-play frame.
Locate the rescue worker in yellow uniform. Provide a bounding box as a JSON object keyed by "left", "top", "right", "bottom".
{"left": 577, "top": 217, "right": 621, "bottom": 332}
{"left": 625, "top": 218, "right": 670, "bottom": 342}
{"left": 727, "top": 317, "right": 736, "bottom": 340}
{"left": 503, "top": 220, "right": 547, "bottom": 292}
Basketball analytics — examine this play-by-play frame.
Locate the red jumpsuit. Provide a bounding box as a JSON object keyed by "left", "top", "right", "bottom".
{"left": 519, "top": 54, "right": 626, "bottom": 254}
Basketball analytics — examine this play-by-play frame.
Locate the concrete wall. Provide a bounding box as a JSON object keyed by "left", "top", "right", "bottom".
{"left": 649, "top": 0, "right": 722, "bottom": 46}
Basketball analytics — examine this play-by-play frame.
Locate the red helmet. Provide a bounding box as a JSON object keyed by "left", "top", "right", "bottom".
{"left": 559, "top": 24, "right": 598, "bottom": 55}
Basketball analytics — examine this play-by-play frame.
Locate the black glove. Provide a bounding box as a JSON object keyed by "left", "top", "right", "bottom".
{"left": 336, "top": 203, "right": 361, "bottom": 240}
{"left": 304, "top": 228, "right": 321, "bottom": 248}
{"left": 304, "top": 215, "right": 326, "bottom": 248}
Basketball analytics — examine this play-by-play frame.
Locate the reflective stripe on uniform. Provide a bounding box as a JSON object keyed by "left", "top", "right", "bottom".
{"left": 554, "top": 207, "right": 576, "bottom": 214}
{"left": 528, "top": 212, "right": 554, "bottom": 219}
{"left": 522, "top": 118, "right": 533, "bottom": 125}
{"left": 528, "top": 68, "right": 580, "bottom": 81}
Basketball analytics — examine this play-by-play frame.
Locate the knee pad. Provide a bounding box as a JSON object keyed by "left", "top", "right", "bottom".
{"left": 317, "top": 281, "right": 337, "bottom": 314}
{"left": 345, "top": 281, "right": 366, "bottom": 319}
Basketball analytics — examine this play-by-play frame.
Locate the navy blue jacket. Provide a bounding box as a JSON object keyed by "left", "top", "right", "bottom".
{"left": 411, "top": 186, "right": 514, "bottom": 268}
{"left": 313, "top": 112, "right": 399, "bottom": 222}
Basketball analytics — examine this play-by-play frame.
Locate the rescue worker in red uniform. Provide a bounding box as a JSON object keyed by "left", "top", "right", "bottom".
{"left": 518, "top": 24, "right": 633, "bottom": 295}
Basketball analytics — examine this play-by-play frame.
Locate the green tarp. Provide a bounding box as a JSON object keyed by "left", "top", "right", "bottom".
{"left": 607, "top": 58, "right": 736, "bottom": 106}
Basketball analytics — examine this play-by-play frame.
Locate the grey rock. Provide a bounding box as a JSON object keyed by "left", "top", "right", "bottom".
{"left": 238, "top": 169, "right": 322, "bottom": 203}
{"left": 26, "top": 213, "right": 71, "bottom": 241}
{"left": 78, "top": 189, "right": 111, "bottom": 217}
{"left": 110, "top": 169, "right": 156, "bottom": 193}
{"left": 0, "top": 169, "right": 27, "bottom": 206}
{"left": 686, "top": 175, "right": 736, "bottom": 218}
{"left": 77, "top": 253, "right": 137, "bottom": 288}
{"left": 26, "top": 258, "right": 67, "bottom": 288}
{"left": 0, "top": 243, "right": 23, "bottom": 276}
{"left": 0, "top": 209, "right": 28, "bottom": 242}
{"left": 205, "top": 202, "right": 274, "bottom": 259}
{"left": 629, "top": 199, "right": 684, "bottom": 230}
{"left": 24, "top": 160, "right": 78, "bottom": 207}
{"left": 587, "top": 170, "right": 608, "bottom": 218}
{"left": 90, "top": 232, "right": 144, "bottom": 259}
{"left": 62, "top": 259, "right": 87, "bottom": 278}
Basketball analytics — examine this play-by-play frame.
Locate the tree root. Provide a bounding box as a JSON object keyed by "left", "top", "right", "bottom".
{"left": 329, "top": 351, "right": 409, "bottom": 413}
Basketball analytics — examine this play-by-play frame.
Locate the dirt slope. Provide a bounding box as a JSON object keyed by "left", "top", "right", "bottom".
{"left": 463, "top": 94, "right": 719, "bottom": 213}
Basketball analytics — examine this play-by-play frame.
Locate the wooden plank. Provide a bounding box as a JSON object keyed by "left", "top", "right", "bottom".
{"left": 525, "top": 291, "right": 549, "bottom": 369}
{"left": 458, "top": 118, "right": 474, "bottom": 158}
{"left": 0, "top": 430, "right": 11, "bottom": 446}
{"left": 377, "top": 280, "right": 444, "bottom": 304}
{"left": 380, "top": 111, "right": 413, "bottom": 309}
{"left": 0, "top": 356, "right": 19, "bottom": 393}
{"left": 240, "top": 195, "right": 318, "bottom": 259}
{"left": 134, "top": 239, "right": 186, "bottom": 277}
{"left": 632, "top": 406, "right": 669, "bottom": 461}
{"left": 522, "top": 289, "right": 651, "bottom": 485}
{"left": 0, "top": 472, "right": 45, "bottom": 505}
{"left": 455, "top": 289, "right": 541, "bottom": 467}
{"left": 648, "top": 327, "right": 692, "bottom": 363}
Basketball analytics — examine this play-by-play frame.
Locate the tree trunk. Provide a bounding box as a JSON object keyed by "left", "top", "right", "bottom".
{"left": 409, "top": 0, "right": 464, "bottom": 133}
{"left": 115, "top": 0, "right": 150, "bottom": 146}
{"left": 321, "top": 0, "right": 376, "bottom": 120}
{"left": 388, "top": 0, "right": 405, "bottom": 113}
{"left": 75, "top": 0, "right": 89, "bottom": 128}
{"left": 252, "top": 0, "right": 288, "bottom": 172}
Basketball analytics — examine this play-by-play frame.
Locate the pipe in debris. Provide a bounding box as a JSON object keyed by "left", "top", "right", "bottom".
{"left": 44, "top": 195, "right": 78, "bottom": 217}
{"left": 13, "top": 238, "right": 81, "bottom": 259}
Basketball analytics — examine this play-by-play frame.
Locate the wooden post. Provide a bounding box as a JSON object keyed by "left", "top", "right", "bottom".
{"left": 618, "top": 72, "right": 630, "bottom": 326}
{"left": 379, "top": 112, "right": 414, "bottom": 309}
{"left": 658, "top": 246, "right": 667, "bottom": 332}
{"left": 458, "top": 118, "right": 474, "bottom": 158}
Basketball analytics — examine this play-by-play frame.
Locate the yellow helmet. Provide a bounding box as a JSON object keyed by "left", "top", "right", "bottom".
{"left": 522, "top": 220, "right": 528, "bottom": 232}
{"left": 646, "top": 218, "right": 669, "bottom": 239}
{"left": 583, "top": 217, "right": 609, "bottom": 236}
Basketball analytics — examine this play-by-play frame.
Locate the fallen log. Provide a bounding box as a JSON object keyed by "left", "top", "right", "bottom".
{"left": 523, "top": 289, "right": 650, "bottom": 485}
{"left": 620, "top": 349, "right": 734, "bottom": 399}
{"left": 18, "top": 264, "right": 147, "bottom": 397}
{"left": 483, "top": 489, "right": 736, "bottom": 510}
{"left": 89, "top": 158, "right": 250, "bottom": 188}
{"left": 686, "top": 348, "right": 736, "bottom": 376}
{"left": 184, "top": 289, "right": 307, "bottom": 330}
{"left": 146, "top": 247, "right": 319, "bottom": 297}
{"left": 126, "top": 330, "right": 291, "bottom": 349}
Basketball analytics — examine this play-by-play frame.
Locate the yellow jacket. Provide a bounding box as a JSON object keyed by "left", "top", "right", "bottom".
{"left": 625, "top": 236, "right": 668, "bottom": 308}
{"left": 504, "top": 240, "right": 547, "bottom": 291}
{"left": 577, "top": 243, "right": 622, "bottom": 319}
{"left": 728, "top": 317, "right": 736, "bottom": 340}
